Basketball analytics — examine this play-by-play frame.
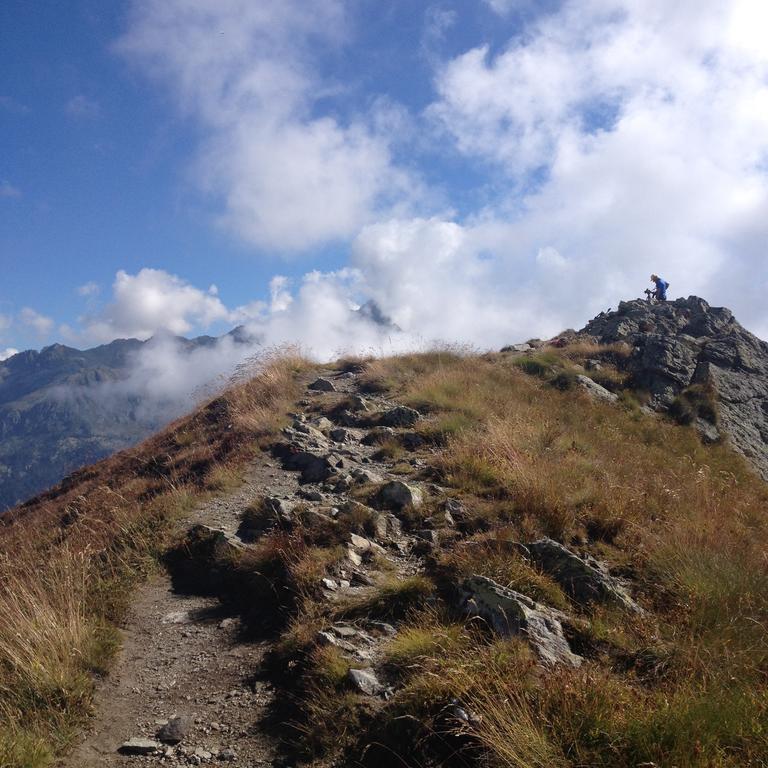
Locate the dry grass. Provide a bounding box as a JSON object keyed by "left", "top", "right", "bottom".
{"left": 0, "top": 350, "right": 308, "bottom": 766}
{"left": 346, "top": 348, "right": 768, "bottom": 767}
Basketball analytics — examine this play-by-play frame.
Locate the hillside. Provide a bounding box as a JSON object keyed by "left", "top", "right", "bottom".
{"left": 0, "top": 331, "right": 246, "bottom": 511}
{"left": 1, "top": 303, "right": 767, "bottom": 768}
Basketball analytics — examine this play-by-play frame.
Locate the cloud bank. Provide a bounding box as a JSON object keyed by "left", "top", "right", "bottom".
{"left": 116, "top": 0, "right": 421, "bottom": 251}
{"left": 22, "top": 0, "right": 768, "bottom": 424}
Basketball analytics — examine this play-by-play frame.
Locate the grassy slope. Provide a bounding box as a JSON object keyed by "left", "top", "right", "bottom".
{"left": 273, "top": 347, "right": 768, "bottom": 768}
{"left": 0, "top": 351, "right": 308, "bottom": 767}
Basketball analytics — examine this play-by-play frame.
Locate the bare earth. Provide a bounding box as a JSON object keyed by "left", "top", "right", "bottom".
{"left": 62, "top": 371, "right": 427, "bottom": 767}
{"left": 62, "top": 458, "right": 299, "bottom": 767}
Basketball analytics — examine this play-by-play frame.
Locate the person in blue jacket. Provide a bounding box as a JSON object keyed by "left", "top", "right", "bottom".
{"left": 650, "top": 274, "right": 669, "bottom": 301}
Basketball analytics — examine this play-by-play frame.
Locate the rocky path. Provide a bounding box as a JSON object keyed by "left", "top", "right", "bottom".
{"left": 62, "top": 368, "right": 435, "bottom": 766}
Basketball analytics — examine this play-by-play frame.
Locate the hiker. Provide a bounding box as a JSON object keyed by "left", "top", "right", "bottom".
{"left": 650, "top": 274, "right": 669, "bottom": 302}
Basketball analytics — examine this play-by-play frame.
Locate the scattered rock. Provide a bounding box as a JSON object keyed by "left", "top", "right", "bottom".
{"left": 500, "top": 342, "right": 533, "bottom": 353}
{"left": 527, "top": 538, "right": 641, "bottom": 613}
{"left": 347, "top": 668, "right": 384, "bottom": 696}
{"left": 378, "top": 405, "right": 422, "bottom": 428}
{"left": 308, "top": 377, "right": 336, "bottom": 392}
{"left": 118, "top": 738, "right": 162, "bottom": 755}
{"left": 349, "top": 394, "right": 369, "bottom": 412}
{"left": 458, "top": 575, "right": 582, "bottom": 668}
{"left": 416, "top": 529, "right": 440, "bottom": 545}
{"left": 322, "top": 578, "right": 338, "bottom": 591}
{"left": 575, "top": 375, "right": 619, "bottom": 403}
{"left": 361, "top": 426, "right": 396, "bottom": 445}
{"left": 157, "top": 715, "right": 191, "bottom": 745}
{"left": 330, "top": 427, "right": 350, "bottom": 443}
{"left": 373, "top": 480, "right": 423, "bottom": 510}
{"left": 279, "top": 450, "right": 334, "bottom": 484}
{"left": 218, "top": 748, "right": 237, "bottom": 762}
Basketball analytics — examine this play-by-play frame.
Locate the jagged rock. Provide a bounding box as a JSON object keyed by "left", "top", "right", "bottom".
{"left": 118, "top": 738, "right": 161, "bottom": 755}
{"left": 444, "top": 498, "right": 468, "bottom": 521}
{"left": 362, "top": 426, "right": 396, "bottom": 445}
{"left": 371, "top": 512, "right": 402, "bottom": 541}
{"left": 349, "top": 395, "right": 370, "bottom": 412}
{"left": 585, "top": 359, "right": 603, "bottom": 371}
{"left": 500, "top": 342, "right": 533, "bottom": 353}
{"left": 695, "top": 417, "right": 720, "bottom": 444}
{"left": 347, "top": 668, "right": 384, "bottom": 695}
{"left": 335, "top": 409, "right": 360, "bottom": 427}
{"left": 458, "top": 575, "right": 582, "bottom": 668}
{"left": 372, "top": 480, "right": 423, "bottom": 510}
{"left": 330, "top": 427, "right": 350, "bottom": 443}
{"left": 309, "top": 377, "right": 336, "bottom": 392}
{"left": 527, "top": 538, "right": 641, "bottom": 612}
{"left": 581, "top": 296, "right": 768, "bottom": 479}
{"left": 322, "top": 578, "right": 338, "bottom": 591}
{"left": 157, "top": 715, "right": 191, "bottom": 745}
{"left": 378, "top": 405, "right": 422, "bottom": 428}
{"left": 351, "top": 467, "right": 383, "bottom": 484}
{"left": 310, "top": 416, "right": 335, "bottom": 433}
{"left": 218, "top": 749, "right": 236, "bottom": 762}
{"left": 280, "top": 450, "right": 334, "bottom": 484}
{"left": 297, "top": 488, "right": 324, "bottom": 502}
{"left": 347, "top": 548, "right": 363, "bottom": 566}
{"left": 290, "top": 420, "right": 327, "bottom": 442}
{"left": 349, "top": 533, "right": 386, "bottom": 557}
{"left": 575, "top": 375, "right": 619, "bottom": 403}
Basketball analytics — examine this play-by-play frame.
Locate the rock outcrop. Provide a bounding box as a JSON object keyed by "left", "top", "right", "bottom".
{"left": 581, "top": 296, "right": 768, "bottom": 478}
{"left": 527, "top": 538, "right": 641, "bottom": 613}
{"left": 458, "top": 575, "right": 582, "bottom": 668}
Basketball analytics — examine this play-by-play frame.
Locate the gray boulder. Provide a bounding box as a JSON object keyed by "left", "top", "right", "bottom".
{"left": 347, "top": 668, "right": 384, "bottom": 696}
{"left": 575, "top": 375, "right": 619, "bottom": 403}
{"left": 458, "top": 576, "right": 582, "bottom": 668}
{"left": 308, "top": 377, "right": 336, "bottom": 392}
{"left": 527, "top": 538, "right": 641, "bottom": 612}
{"left": 373, "top": 480, "right": 423, "bottom": 510}
{"left": 378, "top": 405, "right": 422, "bottom": 428}
{"left": 157, "top": 715, "right": 191, "bottom": 745}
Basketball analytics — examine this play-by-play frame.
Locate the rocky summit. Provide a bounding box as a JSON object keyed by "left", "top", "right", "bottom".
{"left": 580, "top": 296, "right": 768, "bottom": 479}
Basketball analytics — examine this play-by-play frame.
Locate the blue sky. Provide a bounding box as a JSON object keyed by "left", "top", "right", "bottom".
{"left": 2, "top": 0, "right": 768, "bottom": 359}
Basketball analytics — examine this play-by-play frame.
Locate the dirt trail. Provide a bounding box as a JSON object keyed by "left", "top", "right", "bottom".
{"left": 62, "top": 369, "right": 432, "bottom": 766}
{"left": 62, "top": 457, "right": 298, "bottom": 767}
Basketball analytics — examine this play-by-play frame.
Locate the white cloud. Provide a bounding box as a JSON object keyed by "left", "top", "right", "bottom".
{"left": 65, "top": 95, "right": 100, "bottom": 118}
{"left": 0, "top": 348, "right": 18, "bottom": 362}
{"left": 116, "top": 0, "right": 420, "bottom": 251}
{"left": 77, "top": 281, "right": 100, "bottom": 297}
{"left": 0, "top": 181, "right": 20, "bottom": 199}
{"left": 427, "top": 0, "right": 768, "bottom": 333}
{"left": 20, "top": 308, "right": 54, "bottom": 336}
{"left": 81, "top": 268, "right": 231, "bottom": 342}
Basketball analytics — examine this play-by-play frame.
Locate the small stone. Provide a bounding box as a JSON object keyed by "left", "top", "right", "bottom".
{"left": 218, "top": 748, "right": 237, "bottom": 762}
{"left": 347, "top": 548, "right": 363, "bottom": 566}
{"left": 322, "top": 578, "right": 338, "bottom": 591}
{"left": 347, "top": 668, "right": 384, "bottom": 696}
{"left": 118, "top": 738, "right": 161, "bottom": 755}
{"left": 330, "top": 427, "right": 350, "bottom": 443}
{"left": 309, "top": 377, "right": 336, "bottom": 392}
{"left": 157, "top": 715, "right": 192, "bottom": 745}
{"left": 349, "top": 394, "right": 369, "bottom": 411}
{"left": 193, "top": 747, "right": 213, "bottom": 760}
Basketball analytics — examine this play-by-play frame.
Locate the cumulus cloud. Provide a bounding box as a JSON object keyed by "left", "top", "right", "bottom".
{"left": 116, "top": 0, "right": 420, "bottom": 251}
{"left": 81, "top": 268, "right": 231, "bottom": 342}
{"left": 20, "top": 308, "right": 54, "bottom": 336}
{"left": 77, "top": 281, "right": 100, "bottom": 297}
{"left": 427, "top": 0, "right": 768, "bottom": 331}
